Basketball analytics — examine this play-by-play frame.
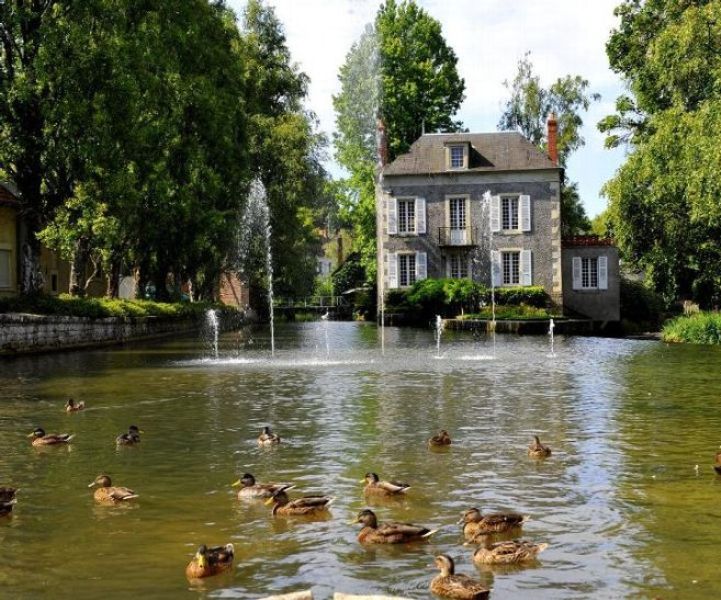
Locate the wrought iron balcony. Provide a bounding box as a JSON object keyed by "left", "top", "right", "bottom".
{"left": 438, "top": 227, "right": 478, "bottom": 247}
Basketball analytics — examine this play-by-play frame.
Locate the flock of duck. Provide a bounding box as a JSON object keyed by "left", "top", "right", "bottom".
{"left": 5, "top": 400, "right": 561, "bottom": 600}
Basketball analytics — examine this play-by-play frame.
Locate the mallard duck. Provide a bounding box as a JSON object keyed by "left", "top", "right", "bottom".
{"left": 185, "top": 544, "right": 234, "bottom": 579}
{"left": 430, "top": 555, "right": 490, "bottom": 600}
{"left": 231, "top": 473, "right": 294, "bottom": 499}
{"left": 264, "top": 489, "right": 334, "bottom": 516}
{"left": 65, "top": 398, "right": 85, "bottom": 413}
{"left": 116, "top": 425, "right": 142, "bottom": 446}
{"left": 352, "top": 508, "right": 437, "bottom": 544}
{"left": 28, "top": 427, "right": 74, "bottom": 446}
{"left": 429, "top": 430, "right": 452, "bottom": 447}
{"left": 458, "top": 507, "right": 528, "bottom": 540}
{"left": 472, "top": 540, "right": 548, "bottom": 565}
{"left": 88, "top": 474, "right": 138, "bottom": 503}
{"left": 362, "top": 472, "right": 411, "bottom": 496}
{"left": 0, "top": 487, "right": 17, "bottom": 517}
{"left": 528, "top": 435, "right": 551, "bottom": 458}
{"left": 258, "top": 426, "right": 281, "bottom": 446}
{"left": 713, "top": 449, "right": 721, "bottom": 475}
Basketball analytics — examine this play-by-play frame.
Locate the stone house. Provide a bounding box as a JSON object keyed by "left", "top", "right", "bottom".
{"left": 376, "top": 117, "right": 620, "bottom": 322}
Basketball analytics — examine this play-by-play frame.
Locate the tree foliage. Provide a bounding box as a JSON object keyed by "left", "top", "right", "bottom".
{"left": 601, "top": 0, "right": 721, "bottom": 305}
{"left": 333, "top": 1, "right": 465, "bottom": 286}
{"left": 498, "top": 52, "right": 599, "bottom": 236}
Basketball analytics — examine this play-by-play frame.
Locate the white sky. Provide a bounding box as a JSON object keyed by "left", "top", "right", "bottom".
{"left": 228, "top": 0, "right": 628, "bottom": 217}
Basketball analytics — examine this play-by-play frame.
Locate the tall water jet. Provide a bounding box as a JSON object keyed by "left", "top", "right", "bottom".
{"left": 435, "top": 314, "right": 444, "bottom": 358}
{"left": 206, "top": 308, "right": 219, "bottom": 359}
{"left": 321, "top": 310, "right": 330, "bottom": 358}
{"left": 548, "top": 317, "right": 555, "bottom": 357}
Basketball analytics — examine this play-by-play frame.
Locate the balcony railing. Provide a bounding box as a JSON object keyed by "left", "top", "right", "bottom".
{"left": 438, "top": 226, "right": 477, "bottom": 247}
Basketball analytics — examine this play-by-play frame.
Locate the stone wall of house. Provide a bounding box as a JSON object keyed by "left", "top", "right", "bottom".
{"left": 562, "top": 245, "right": 621, "bottom": 322}
{"left": 378, "top": 170, "right": 562, "bottom": 304}
{"left": 0, "top": 313, "right": 208, "bottom": 355}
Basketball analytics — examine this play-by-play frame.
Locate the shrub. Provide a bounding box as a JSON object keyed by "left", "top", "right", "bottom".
{"left": 462, "top": 305, "right": 555, "bottom": 320}
{"left": 662, "top": 312, "right": 721, "bottom": 344}
{"left": 620, "top": 278, "right": 665, "bottom": 327}
{"left": 406, "top": 278, "right": 447, "bottom": 317}
{"left": 492, "top": 286, "right": 548, "bottom": 307}
{"left": 332, "top": 252, "right": 365, "bottom": 294}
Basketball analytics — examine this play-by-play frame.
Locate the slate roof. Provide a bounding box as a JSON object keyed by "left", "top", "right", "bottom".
{"left": 383, "top": 132, "right": 559, "bottom": 176}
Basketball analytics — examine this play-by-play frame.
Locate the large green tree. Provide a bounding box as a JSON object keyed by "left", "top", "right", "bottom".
{"left": 333, "top": 0, "right": 465, "bottom": 285}
{"left": 600, "top": 0, "right": 721, "bottom": 305}
{"left": 498, "top": 52, "right": 599, "bottom": 237}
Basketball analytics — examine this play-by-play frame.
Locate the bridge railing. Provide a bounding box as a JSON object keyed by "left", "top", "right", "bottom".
{"left": 273, "top": 295, "right": 349, "bottom": 309}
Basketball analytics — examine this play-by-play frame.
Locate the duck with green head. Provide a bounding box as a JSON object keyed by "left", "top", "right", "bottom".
{"left": 28, "top": 427, "right": 74, "bottom": 446}
{"left": 185, "top": 544, "right": 234, "bottom": 579}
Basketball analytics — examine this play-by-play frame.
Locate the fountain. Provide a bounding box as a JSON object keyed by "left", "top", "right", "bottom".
{"left": 548, "top": 317, "right": 555, "bottom": 357}
{"left": 206, "top": 308, "right": 219, "bottom": 359}
{"left": 321, "top": 310, "right": 330, "bottom": 358}
{"left": 435, "top": 314, "right": 444, "bottom": 358}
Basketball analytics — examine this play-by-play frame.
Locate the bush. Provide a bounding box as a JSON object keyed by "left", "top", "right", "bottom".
{"left": 493, "top": 286, "right": 548, "bottom": 308}
{"left": 620, "top": 278, "right": 666, "bottom": 328}
{"left": 332, "top": 252, "right": 365, "bottom": 294}
{"left": 662, "top": 312, "right": 721, "bottom": 344}
{"left": 0, "top": 294, "right": 238, "bottom": 320}
{"left": 462, "top": 305, "right": 555, "bottom": 320}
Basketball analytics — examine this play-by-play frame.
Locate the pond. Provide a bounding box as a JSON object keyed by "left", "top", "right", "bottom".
{"left": 1, "top": 321, "right": 721, "bottom": 599}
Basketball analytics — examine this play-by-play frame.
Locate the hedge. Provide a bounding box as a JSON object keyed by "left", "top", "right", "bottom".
{"left": 0, "top": 294, "right": 239, "bottom": 320}
{"left": 662, "top": 312, "right": 721, "bottom": 345}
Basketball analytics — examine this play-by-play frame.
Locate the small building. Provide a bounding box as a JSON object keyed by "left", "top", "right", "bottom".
{"left": 562, "top": 236, "right": 620, "bottom": 322}
{"left": 0, "top": 183, "right": 21, "bottom": 297}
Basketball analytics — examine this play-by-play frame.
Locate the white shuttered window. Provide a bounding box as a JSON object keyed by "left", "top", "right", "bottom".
{"left": 520, "top": 250, "right": 532, "bottom": 285}
{"left": 415, "top": 198, "right": 426, "bottom": 234}
{"left": 387, "top": 198, "right": 398, "bottom": 235}
{"left": 388, "top": 252, "right": 398, "bottom": 288}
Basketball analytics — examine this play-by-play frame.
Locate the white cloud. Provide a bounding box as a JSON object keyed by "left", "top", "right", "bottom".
{"left": 228, "top": 0, "right": 627, "bottom": 217}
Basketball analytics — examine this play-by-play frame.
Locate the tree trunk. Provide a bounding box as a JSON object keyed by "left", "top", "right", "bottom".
{"left": 69, "top": 237, "right": 89, "bottom": 297}
{"left": 19, "top": 214, "right": 45, "bottom": 295}
{"left": 106, "top": 254, "right": 122, "bottom": 298}
{"left": 153, "top": 270, "right": 170, "bottom": 302}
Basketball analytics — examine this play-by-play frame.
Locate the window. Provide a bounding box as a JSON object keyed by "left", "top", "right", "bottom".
{"left": 449, "top": 197, "right": 466, "bottom": 229}
{"left": 449, "top": 254, "right": 468, "bottom": 279}
{"left": 397, "top": 199, "right": 416, "bottom": 234}
{"left": 449, "top": 145, "right": 464, "bottom": 168}
{"left": 0, "top": 249, "right": 10, "bottom": 288}
{"left": 502, "top": 251, "right": 520, "bottom": 285}
{"left": 398, "top": 253, "right": 416, "bottom": 287}
{"left": 501, "top": 196, "right": 519, "bottom": 230}
{"left": 581, "top": 257, "right": 598, "bottom": 289}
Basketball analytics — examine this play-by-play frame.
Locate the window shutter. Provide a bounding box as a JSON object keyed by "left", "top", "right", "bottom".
{"left": 520, "top": 194, "right": 531, "bottom": 232}
{"left": 490, "top": 195, "right": 501, "bottom": 232}
{"left": 388, "top": 252, "right": 398, "bottom": 288}
{"left": 598, "top": 256, "right": 608, "bottom": 290}
{"left": 415, "top": 197, "right": 426, "bottom": 234}
{"left": 572, "top": 257, "right": 581, "bottom": 290}
{"left": 416, "top": 251, "right": 427, "bottom": 280}
{"left": 491, "top": 250, "right": 501, "bottom": 287}
{"left": 520, "top": 250, "right": 532, "bottom": 285}
{"left": 387, "top": 198, "right": 397, "bottom": 235}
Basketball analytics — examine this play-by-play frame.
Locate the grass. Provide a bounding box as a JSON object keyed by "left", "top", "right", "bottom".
{"left": 458, "top": 305, "right": 558, "bottom": 320}
{"left": 0, "top": 294, "right": 239, "bottom": 320}
{"left": 662, "top": 312, "right": 721, "bottom": 344}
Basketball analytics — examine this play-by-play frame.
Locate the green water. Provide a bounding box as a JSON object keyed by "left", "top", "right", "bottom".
{"left": 1, "top": 322, "right": 720, "bottom": 599}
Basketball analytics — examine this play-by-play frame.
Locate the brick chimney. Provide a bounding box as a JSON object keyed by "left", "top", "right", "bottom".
{"left": 376, "top": 118, "right": 389, "bottom": 167}
{"left": 547, "top": 112, "right": 558, "bottom": 165}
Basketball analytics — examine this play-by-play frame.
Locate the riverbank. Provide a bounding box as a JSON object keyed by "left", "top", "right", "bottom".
{"left": 662, "top": 311, "right": 721, "bottom": 344}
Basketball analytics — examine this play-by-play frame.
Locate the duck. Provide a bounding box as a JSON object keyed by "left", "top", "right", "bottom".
{"left": 713, "top": 449, "right": 721, "bottom": 475}
{"left": 429, "top": 430, "right": 452, "bottom": 447}
{"left": 28, "top": 427, "right": 74, "bottom": 446}
{"left": 185, "top": 544, "right": 234, "bottom": 579}
{"left": 362, "top": 472, "right": 411, "bottom": 497}
{"left": 472, "top": 539, "right": 548, "bottom": 565}
{"left": 88, "top": 474, "right": 139, "bottom": 503}
{"left": 458, "top": 507, "right": 529, "bottom": 541}
{"left": 430, "top": 554, "right": 490, "bottom": 600}
{"left": 352, "top": 508, "right": 437, "bottom": 544}
{"left": 116, "top": 425, "right": 142, "bottom": 446}
{"left": 65, "top": 398, "right": 85, "bottom": 413}
{"left": 257, "top": 426, "right": 281, "bottom": 446}
{"left": 231, "top": 473, "right": 294, "bottom": 499}
{"left": 264, "top": 489, "right": 334, "bottom": 516}
{"left": 528, "top": 435, "right": 551, "bottom": 458}
{"left": 0, "top": 487, "right": 17, "bottom": 517}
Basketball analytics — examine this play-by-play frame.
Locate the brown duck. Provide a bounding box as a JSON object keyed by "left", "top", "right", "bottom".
{"left": 258, "top": 426, "right": 281, "bottom": 446}
{"left": 472, "top": 539, "right": 548, "bottom": 565}
{"left": 0, "top": 487, "right": 17, "bottom": 516}
{"left": 459, "top": 507, "right": 528, "bottom": 541}
{"left": 185, "top": 544, "right": 234, "bottom": 579}
{"left": 352, "top": 508, "right": 437, "bottom": 544}
{"left": 28, "top": 427, "right": 74, "bottom": 446}
{"left": 713, "top": 449, "right": 721, "bottom": 475}
{"left": 362, "top": 472, "right": 411, "bottom": 497}
{"left": 264, "top": 489, "right": 334, "bottom": 516}
{"left": 429, "top": 430, "right": 452, "bottom": 447}
{"left": 232, "top": 473, "right": 294, "bottom": 499}
{"left": 528, "top": 435, "right": 551, "bottom": 458}
{"left": 430, "top": 554, "right": 490, "bottom": 600}
{"left": 88, "top": 475, "right": 138, "bottom": 503}
{"left": 65, "top": 399, "right": 85, "bottom": 413}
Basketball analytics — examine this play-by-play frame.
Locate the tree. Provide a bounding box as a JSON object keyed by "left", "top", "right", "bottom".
{"left": 333, "top": 1, "right": 465, "bottom": 285}
{"left": 498, "top": 52, "right": 599, "bottom": 236}
{"left": 600, "top": 1, "right": 721, "bottom": 305}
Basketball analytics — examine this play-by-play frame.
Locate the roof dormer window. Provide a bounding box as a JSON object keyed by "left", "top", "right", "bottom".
{"left": 446, "top": 143, "right": 468, "bottom": 170}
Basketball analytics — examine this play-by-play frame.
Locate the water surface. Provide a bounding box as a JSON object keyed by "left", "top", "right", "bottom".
{"left": 1, "top": 322, "right": 720, "bottom": 599}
